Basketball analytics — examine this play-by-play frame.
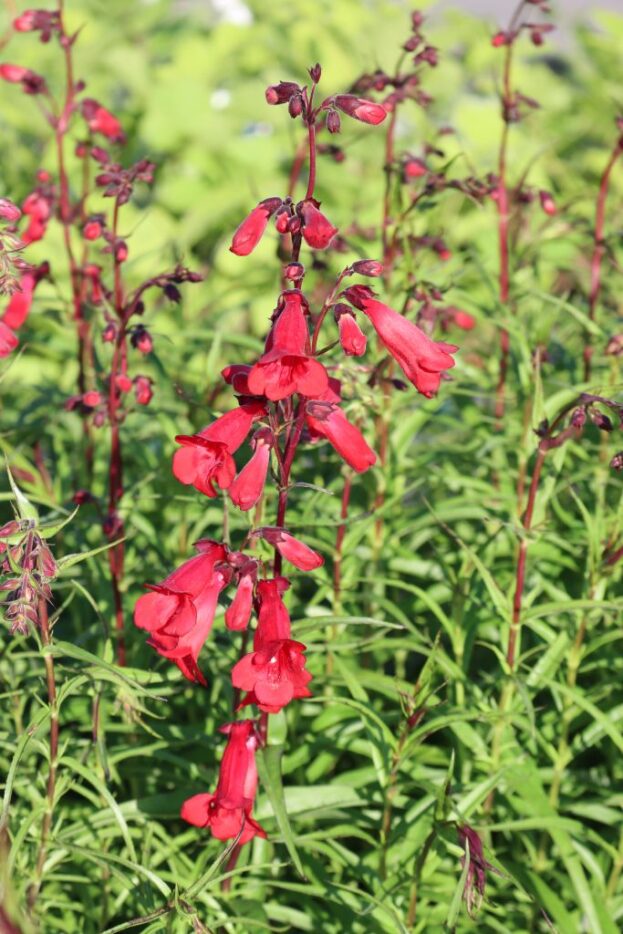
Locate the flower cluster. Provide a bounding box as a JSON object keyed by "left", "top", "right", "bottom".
{"left": 0, "top": 520, "right": 57, "bottom": 634}
{"left": 134, "top": 63, "right": 459, "bottom": 848}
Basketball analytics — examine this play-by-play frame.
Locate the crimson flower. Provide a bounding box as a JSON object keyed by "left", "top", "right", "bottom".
{"left": 257, "top": 527, "right": 323, "bottom": 571}
{"left": 334, "top": 94, "right": 387, "bottom": 125}
{"left": 181, "top": 720, "right": 266, "bottom": 845}
{"left": 305, "top": 380, "right": 376, "bottom": 473}
{"left": 358, "top": 297, "right": 458, "bottom": 398}
{"left": 134, "top": 541, "right": 230, "bottom": 684}
{"left": 81, "top": 98, "right": 125, "bottom": 142}
{"left": 225, "top": 561, "right": 257, "bottom": 631}
{"left": 173, "top": 402, "right": 266, "bottom": 498}
{"left": 231, "top": 578, "right": 312, "bottom": 713}
{"left": 300, "top": 201, "right": 338, "bottom": 249}
{"left": 336, "top": 309, "right": 367, "bottom": 356}
{"left": 229, "top": 428, "right": 272, "bottom": 511}
{"left": 22, "top": 191, "right": 51, "bottom": 244}
{"left": 247, "top": 292, "right": 328, "bottom": 401}
{"left": 230, "top": 198, "right": 283, "bottom": 256}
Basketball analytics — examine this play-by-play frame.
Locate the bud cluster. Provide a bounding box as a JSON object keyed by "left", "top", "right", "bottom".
{"left": 0, "top": 521, "right": 57, "bottom": 634}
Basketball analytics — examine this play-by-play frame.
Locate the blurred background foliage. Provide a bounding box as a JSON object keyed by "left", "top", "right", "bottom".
{"left": 1, "top": 0, "right": 623, "bottom": 931}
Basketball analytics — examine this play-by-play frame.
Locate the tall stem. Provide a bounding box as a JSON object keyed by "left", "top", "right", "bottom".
{"left": 583, "top": 140, "right": 622, "bottom": 381}
{"left": 27, "top": 599, "right": 59, "bottom": 913}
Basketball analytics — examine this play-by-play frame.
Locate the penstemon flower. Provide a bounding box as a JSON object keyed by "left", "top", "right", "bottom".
{"left": 135, "top": 61, "right": 458, "bottom": 849}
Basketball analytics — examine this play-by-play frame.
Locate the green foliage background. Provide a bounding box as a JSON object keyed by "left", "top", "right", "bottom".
{"left": 1, "top": 0, "right": 623, "bottom": 931}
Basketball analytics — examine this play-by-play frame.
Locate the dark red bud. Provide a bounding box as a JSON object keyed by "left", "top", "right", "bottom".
{"left": 284, "top": 262, "right": 305, "bottom": 281}
{"left": 327, "top": 110, "right": 341, "bottom": 134}
{"left": 352, "top": 259, "right": 383, "bottom": 277}
{"left": 309, "top": 63, "right": 322, "bottom": 83}
{"left": 288, "top": 93, "right": 303, "bottom": 118}
{"left": 265, "top": 81, "right": 301, "bottom": 105}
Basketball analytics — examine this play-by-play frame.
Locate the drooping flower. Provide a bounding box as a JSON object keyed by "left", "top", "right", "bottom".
{"left": 134, "top": 375, "right": 153, "bottom": 406}
{"left": 300, "top": 201, "right": 338, "bottom": 250}
{"left": 247, "top": 292, "right": 328, "bottom": 401}
{"left": 229, "top": 429, "right": 273, "bottom": 511}
{"left": 230, "top": 198, "right": 283, "bottom": 256}
{"left": 257, "top": 527, "right": 323, "bottom": 571}
{"left": 134, "top": 541, "right": 230, "bottom": 684}
{"left": 305, "top": 380, "right": 376, "bottom": 473}
{"left": 457, "top": 824, "right": 501, "bottom": 918}
{"left": 225, "top": 559, "right": 257, "bottom": 631}
{"left": 334, "top": 94, "right": 387, "bottom": 125}
{"left": 357, "top": 297, "right": 458, "bottom": 398}
{"left": 81, "top": 98, "right": 125, "bottom": 142}
{"left": 336, "top": 307, "right": 367, "bottom": 356}
{"left": 173, "top": 402, "right": 266, "bottom": 498}
{"left": 231, "top": 577, "right": 312, "bottom": 713}
{"left": 181, "top": 720, "right": 266, "bottom": 845}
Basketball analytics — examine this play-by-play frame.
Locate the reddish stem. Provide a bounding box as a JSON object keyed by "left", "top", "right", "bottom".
{"left": 583, "top": 139, "right": 623, "bottom": 381}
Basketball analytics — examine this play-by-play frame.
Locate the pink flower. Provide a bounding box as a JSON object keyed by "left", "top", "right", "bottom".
{"left": 134, "top": 541, "right": 230, "bottom": 684}
{"left": 334, "top": 94, "right": 387, "bottom": 125}
{"left": 232, "top": 578, "right": 312, "bottom": 713}
{"left": 300, "top": 201, "right": 338, "bottom": 250}
{"left": 173, "top": 402, "right": 266, "bottom": 498}
{"left": 359, "top": 298, "right": 457, "bottom": 398}
{"left": 0, "top": 198, "right": 21, "bottom": 222}
{"left": 134, "top": 375, "right": 153, "bottom": 406}
{"left": 247, "top": 292, "right": 328, "bottom": 401}
{"left": 181, "top": 720, "right": 266, "bottom": 845}
{"left": 81, "top": 98, "right": 125, "bottom": 142}
{"left": 21, "top": 192, "right": 51, "bottom": 244}
{"left": 229, "top": 429, "right": 272, "bottom": 511}
{"left": 230, "top": 198, "right": 282, "bottom": 256}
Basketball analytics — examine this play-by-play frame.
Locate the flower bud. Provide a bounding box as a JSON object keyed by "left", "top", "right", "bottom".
{"left": 265, "top": 81, "right": 301, "bottom": 105}
{"left": 288, "top": 93, "right": 303, "bottom": 119}
{"left": 403, "top": 157, "right": 428, "bottom": 180}
{"left": 570, "top": 407, "right": 586, "bottom": 429}
{"left": 611, "top": 452, "right": 623, "bottom": 471}
{"left": 0, "top": 198, "right": 21, "bottom": 222}
{"left": 352, "top": 259, "right": 383, "bottom": 277}
{"left": 284, "top": 262, "right": 304, "bottom": 281}
{"left": 164, "top": 283, "right": 181, "bottom": 303}
{"left": 491, "top": 31, "right": 509, "bottom": 47}
{"left": 590, "top": 410, "right": 613, "bottom": 432}
{"left": 300, "top": 201, "right": 338, "bottom": 250}
{"left": 102, "top": 321, "right": 117, "bottom": 344}
{"left": 114, "top": 240, "right": 128, "bottom": 262}
{"left": 131, "top": 326, "right": 153, "bottom": 354}
{"left": 82, "top": 390, "right": 102, "bottom": 408}
{"left": 134, "top": 375, "right": 153, "bottom": 406}
{"left": 334, "top": 94, "right": 387, "bottom": 126}
{"left": 115, "top": 374, "right": 132, "bottom": 393}
{"left": 83, "top": 218, "right": 102, "bottom": 240}
{"left": 309, "top": 63, "right": 322, "bottom": 83}
{"left": 539, "top": 190, "right": 556, "bottom": 216}
{"left": 327, "top": 110, "right": 341, "bottom": 134}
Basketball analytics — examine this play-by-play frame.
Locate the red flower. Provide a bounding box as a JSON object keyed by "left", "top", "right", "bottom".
{"left": 305, "top": 380, "right": 376, "bottom": 473}
{"left": 247, "top": 292, "right": 328, "bottom": 401}
{"left": 0, "top": 321, "right": 18, "bottom": 358}
{"left": 300, "top": 201, "right": 338, "bottom": 250}
{"left": 134, "top": 541, "right": 230, "bottom": 684}
{"left": 173, "top": 402, "right": 266, "bottom": 498}
{"left": 134, "top": 375, "right": 153, "bottom": 406}
{"left": 229, "top": 429, "right": 272, "bottom": 511}
{"left": 360, "top": 298, "right": 457, "bottom": 398}
{"left": 0, "top": 63, "right": 46, "bottom": 94}
{"left": 336, "top": 309, "right": 367, "bottom": 356}
{"left": 181, "top": 720, "right": 266, "bottom": 845}
{"left": 334, "top": 94, "right": 387, "bottom": 125}
{"left": 257, "top": 527, "right": 323, "bottom": 571}
{"left": 22, "top": 191, "right": 51, "bottom": 244}
{"left": 81, "top": 98, "right": 125, "bottom": 142}
{"left": 225, "top": 564, "right": 256, "bottom": 631}
{"left": 231, "top": 578, "right": 312, "bottom": 713}
{"left": 230, "top": 198, "right": 282, "bottom": 256}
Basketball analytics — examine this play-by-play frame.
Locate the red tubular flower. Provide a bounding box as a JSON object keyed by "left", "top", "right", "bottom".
{"left": 173, "top": 402, "right": 266, "bottom": 498}
{"left": 225, "top": 564, "right": 256, "bottom": 631}
{"left": 247, "top": 292, "right": 328, "bottom": 401}
{"left": 231, "top": 578, "right": 313, "bottom": 713}
{"left": 230, "top": 197, "right": 282, "bottom": 256}
{"left": 359, "top": 297, "right": 458, "bottom": 398}
{"left": 222, "top": 363, "right": 253, "bottom": 396}
{"left": 0, "top": 63, "right": 46, "bottom": 93}
{"left": 258, "top": 527, "right": 323, "bottom": 571}
{"left": 305, "top": 380, "right": 376, "bottom": 473}
{"left": 181, "top": 720, "right": 266, "bottom": 845}
{"left": 229, "top": 429, "right": 273, "bottom": 511}
{"left": 0, "top": 322, "right": 18, "bottom": 358}
{"left": 300, "top": 201, "right": 338, "bottom": 250}
{"left": 134, "top": 541, "right": 230, "bottom": 684}
{"left": 336, "top": 308, "right": 367, "bottom": 356}
{"left": 334, "top": 94, "right": 387, "bottom": 125}
{"left": 81, "top": 98, "right": 125, "bottom": 142}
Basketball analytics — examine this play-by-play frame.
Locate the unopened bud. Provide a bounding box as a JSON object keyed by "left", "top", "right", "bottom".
{"left": 611, "top": 452, "right": 623, "bottom": 471}
{"left": 539, "top": 190, "right": 556, "bottom": 216}
{"left": 327, "top": 110, "right": 341, "bottom": 134}
{"left": 352, "top": 259, "right": 383, "bottom": 277}
{"left": 309, "top": 63, "right": 321, "bottom": 83}
{"left": 284, "top": 262, "right": 304, "bottom": 281}
{"left": 288, "top": 93, "right": 303, "bottom": 119}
